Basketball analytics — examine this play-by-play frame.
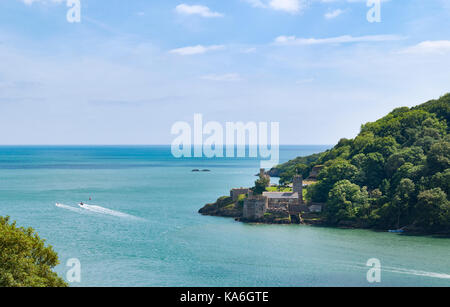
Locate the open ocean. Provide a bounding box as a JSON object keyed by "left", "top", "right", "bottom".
{"left": 0, "top": 145, "right": 448, "bottom": 287}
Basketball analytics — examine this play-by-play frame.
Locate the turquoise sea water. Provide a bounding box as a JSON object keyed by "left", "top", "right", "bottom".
{"left": 0, "top": 145, "right": 449, "bottom": 287}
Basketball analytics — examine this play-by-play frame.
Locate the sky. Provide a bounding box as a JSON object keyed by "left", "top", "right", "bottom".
{"left": 0, "top": 0, "right": 449, "bottom": 145}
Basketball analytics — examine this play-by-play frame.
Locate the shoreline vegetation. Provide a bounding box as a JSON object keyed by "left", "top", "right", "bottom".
{"left": 0, "top": 216, "right": 67, "bottom": 287}
{"left": 199, "top": 94, "right": 450, "bottom": 236}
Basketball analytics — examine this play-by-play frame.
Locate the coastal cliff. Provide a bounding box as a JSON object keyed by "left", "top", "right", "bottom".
{"left": 199, "top": 196, "right": 243, "bottom": 218}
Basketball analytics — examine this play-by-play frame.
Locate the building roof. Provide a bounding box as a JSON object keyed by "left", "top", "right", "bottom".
{"left": 263, "top": 192, "right": 299, "bottom": 199}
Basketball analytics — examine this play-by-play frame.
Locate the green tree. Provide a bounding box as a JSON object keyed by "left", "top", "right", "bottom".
{"left": 385, "top": 146, "right": 425, "bottom": 177}
{"left": 365, "top": 136, "right": 398, "bottom": 158}
{"left": 415, "top": 188, "right": 449, "bottom": 231}
{"left": 319, "top": 160, "right": 359, "bottom": 183}
{"left": 0, "top": 216, "right": 67, "bottom": 287}
{"left": 252, "top": 177, "right": 270, "bottom": 195}
{"left": 429, "top": 169, "right": 450, "bottom": 195}
{"left": 414, "top": 93, "right": 450, "bottom": 124}
{"left": 326, "top": 180, "right": 369, "bottom": 224}
{"left": 307, "top": 160, "right": 359, "bottom": 203}
{"left": 391, "top": 178, "right": 416, "bottom": 228}
{"left": 361, "top": 153, "right": 385, "bottom": 189}
{"left": 391, "top": 162, "right": 425, "bottom": 192}
{"left": 427, "top": 140, "right": 450, "bottom": 173}
{"left": 272, "top": 93, "right": 450, "bottom": 233}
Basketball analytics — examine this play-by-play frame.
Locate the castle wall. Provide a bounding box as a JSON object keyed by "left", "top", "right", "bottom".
{"left": 289, "top": 204, "right": 310, "bottom": 214}
{"left": 243, "top": 196, "right": 268, "bottom": 219}
{"left": 267, "top": 198, "right": 297, "bottom": 211}
{"left": 240, "top": 171, "right": 316, "bottom": 220}
{"left": 230, "top": 188, "right": 250, "bottom": 202}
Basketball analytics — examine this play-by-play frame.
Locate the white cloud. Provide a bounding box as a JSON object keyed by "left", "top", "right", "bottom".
{"left": 335, "top": 0, "right": 390, "bottom": 2}
{"left": 244, "top": 0, "right": 305, "bottom": 14}
{"left": 400, "top": 41, "right": 450, "bottom": 55}
{"left": 175, "top": 4, "right": 224, "bottom": 18}
{"left": 201, "top": 73, "right": 242, "bottom": 82}
{"left": 245, "top": 0, "right": 267, "bottom": 8}
{"left": 244, "top": 0, "right": 387, "bottom": 13}
{"left": 274, "top": 34, "right": 405, "bottom": 45}
{"left": 19, "top": 0, "right": 63, "bottom": 5}
{"left": 270, "top": 0, "right": 302, "bottom": 13}
{"left": 324, "top": 9, "right": 344, "bottom": 19}
{"left": 169, "top": 45, "right": 225, "bottom": 55}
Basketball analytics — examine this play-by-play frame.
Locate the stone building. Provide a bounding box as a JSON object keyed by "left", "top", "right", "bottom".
{"left": 230, "top": 188, "right": 250, "bottom": 202}
{"left": 243, "top": 172, "right": 311, "bottom": 220}
{"left": 242, "top": 194, "right": 268, "bottom": 220}
{"left": 263, "top": 175, "right": 308, "bottom": 213}
{"left": 292, "top": 175, "right": 303, "bottom": 197}
{"left": 262, "top": 192, "right": 298, "bottom": 211}
{"left": 263, "top": 175, "right": 302, "bottom": 202}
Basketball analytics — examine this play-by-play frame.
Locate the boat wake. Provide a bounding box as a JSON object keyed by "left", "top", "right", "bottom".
{"left": 382, "top": 266, "right": 450, "bottom": 280}
{"left": 56, "top": 203, "right": 143, "bottom": 221}
{"left": 79, "top": 204, "right": 141, "bottom": 220}
{"left": 56, "top": 203, "right": 84, "bottom": 214}
{"left": 339, "top": 261, "right": 450, "bottom": 280}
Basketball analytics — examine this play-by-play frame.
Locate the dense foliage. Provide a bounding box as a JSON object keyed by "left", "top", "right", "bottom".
{"left": 252, "top": 176, "right": 270, "bottom": 195}
{"left": 0, "top": 216, "right": 67, "bottom": 287}
{"left": 272, "top": 94, "right": 450, "bottom": 233}
{"left": 269, "top": 153, "right": 322, "bottom": 185}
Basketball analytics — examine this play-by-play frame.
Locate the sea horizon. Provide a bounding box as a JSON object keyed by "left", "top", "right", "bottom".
{"left": 0, "top": 144, "right": 334, "bottom": 147}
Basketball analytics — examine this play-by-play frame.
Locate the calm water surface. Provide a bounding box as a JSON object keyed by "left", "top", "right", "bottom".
{"left": 0, "top": 146, "right": 448, "bottom": 286}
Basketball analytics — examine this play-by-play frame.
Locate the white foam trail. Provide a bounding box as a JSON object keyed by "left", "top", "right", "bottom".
{"left": 80, "top": 204, "right": 140, "bottom": 220}
{"left": 383, "top": 266, "right": 450, "bottom": 280}
{"left": 338, "top": 261, "right": 450, "bottom": 280}
{"left": 55, "top": 203, "right": 84, "bottom": 214}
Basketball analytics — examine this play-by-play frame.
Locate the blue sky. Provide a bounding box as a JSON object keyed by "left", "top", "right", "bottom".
{"left": 0, "top": 0, "right": 449, "bottom": 145}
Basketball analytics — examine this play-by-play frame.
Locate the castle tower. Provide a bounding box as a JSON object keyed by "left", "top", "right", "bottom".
{"left": 293, "top": 175, "right": 303, "bottom": 204}
{"left": 259, "top": 168, "right": 265, "bottom": 178}
{"left": 259, "top": 168, "right": 270, "bottom": 186}
{"left": 243, "top": 195, "right": 268, "bottom": 220}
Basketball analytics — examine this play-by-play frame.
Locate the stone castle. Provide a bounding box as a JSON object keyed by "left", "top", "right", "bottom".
{"left": 230, "top": 169, "right": 322, "bottom": 221}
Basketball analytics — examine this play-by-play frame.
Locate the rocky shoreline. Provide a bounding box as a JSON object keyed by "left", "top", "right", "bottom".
{"left": 198, "top": 196, "right": 450, "bottom": 236}
{"left": 198, "top": 195, "right": 324, "bottom": 225}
